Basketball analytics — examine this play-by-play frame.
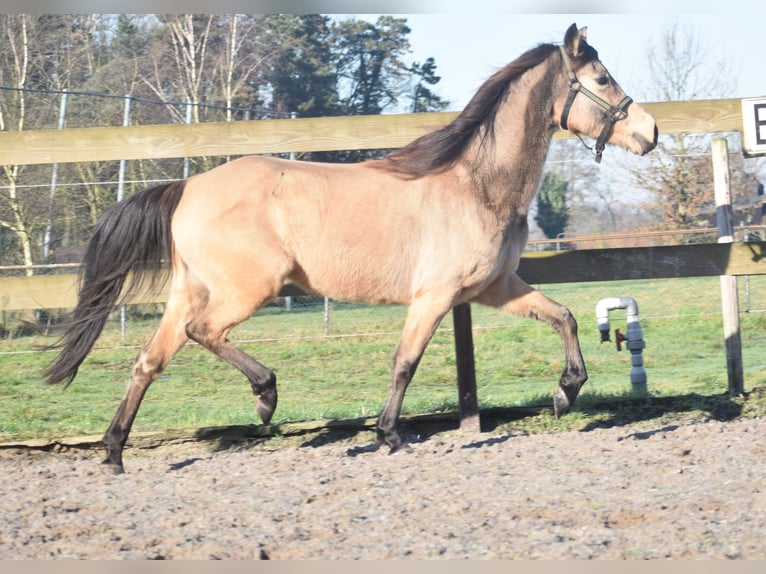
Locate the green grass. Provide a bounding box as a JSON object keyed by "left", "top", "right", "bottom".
{"left": 1, "top": 276, "right": 766, "bottom": 441}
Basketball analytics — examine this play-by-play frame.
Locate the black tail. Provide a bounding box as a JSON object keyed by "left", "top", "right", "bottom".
{"left": 44, "top": 181, "right": 186, "bottom": 386}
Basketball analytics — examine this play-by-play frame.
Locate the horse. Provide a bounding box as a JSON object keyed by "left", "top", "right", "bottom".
{"left": 45, "top": 24, "right": 657, "bottom": 474}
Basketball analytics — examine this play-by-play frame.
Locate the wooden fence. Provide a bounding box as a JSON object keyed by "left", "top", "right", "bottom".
{"left": 1, "top": 98, "right": 763, "bottom": 430}
{"left": 0, "top": 98, "right": 743, "bottom": 166}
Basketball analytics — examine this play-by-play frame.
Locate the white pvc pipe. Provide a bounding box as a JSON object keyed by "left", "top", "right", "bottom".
{"left": 596, "top": 296, "right": 647, "bottom": 392}
{"left": 596, "top": 296, "right": 639, "bottom": 334}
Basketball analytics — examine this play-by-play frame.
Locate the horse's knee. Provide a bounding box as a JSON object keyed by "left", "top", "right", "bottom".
{"left": 391, "top": 352, "right": 420, "bottom": 384}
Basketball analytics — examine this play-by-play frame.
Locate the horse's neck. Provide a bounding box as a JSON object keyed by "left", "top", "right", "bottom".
{"left": 464, "top": 60, "right": 558, "bottom": 221}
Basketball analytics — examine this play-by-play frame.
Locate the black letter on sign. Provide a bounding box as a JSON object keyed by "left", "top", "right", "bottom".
{"left": 755, "top": 103, "right": 766, "bottom": 145}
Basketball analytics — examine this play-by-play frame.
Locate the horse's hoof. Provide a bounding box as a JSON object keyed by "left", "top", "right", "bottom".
{"left": 100, "top": 460, "right": 125, "bottom": 475}
{"left": 388, "top": 443, "right": 414, "bottom": 455}
{"left": 553, "top": 386, "right": 571, "bottom": 418}
{"left": 255, "top": 389, "right": 277, "bottom": 425}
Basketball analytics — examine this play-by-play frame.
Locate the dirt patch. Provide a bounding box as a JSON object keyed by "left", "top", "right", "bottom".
{"left": 1, "top": 413, "right": 764, "bottom": 559}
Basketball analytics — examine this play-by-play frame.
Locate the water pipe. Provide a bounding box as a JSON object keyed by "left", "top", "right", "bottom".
{"left": 596, "top": 297, "right": 647, "bottom": 393}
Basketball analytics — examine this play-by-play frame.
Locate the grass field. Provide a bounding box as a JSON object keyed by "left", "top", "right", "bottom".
{"left": 1, "top": 276, "right": 766, "bottom": 441}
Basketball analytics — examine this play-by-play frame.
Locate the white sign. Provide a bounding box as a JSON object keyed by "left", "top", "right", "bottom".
{"left": 742, "top": 97, "right": 766, "bottom": 157}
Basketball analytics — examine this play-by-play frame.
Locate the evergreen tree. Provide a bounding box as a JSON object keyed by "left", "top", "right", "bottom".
{"left": 535, "top": 171, "right": 570, "bottom": 240}
{"left": 261, "top": 14, "right": 337, "bottom": 119}
{"left": 408, "top": 57, "right": 448, "bottom": 113}
{"left": 332, "top": 16, "right": 412, "bottom": 116}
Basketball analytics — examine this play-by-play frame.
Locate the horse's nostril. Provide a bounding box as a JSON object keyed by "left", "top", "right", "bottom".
{"left": 634, "top": 130, "right": 658, "bottom": 155}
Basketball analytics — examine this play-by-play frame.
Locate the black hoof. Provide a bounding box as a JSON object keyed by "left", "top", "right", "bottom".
{"left": 388, "top": 442, "right": 414, "bottom": 455}
{"left": 376, "top": 425, "right": 405, "bottom": 452}
{"left": 100, "top": 459, "right": 125, "bottom": 475}
{"left": 553, "top": 386, "right": 571, "bottom": 418}
{"left": 255, "top": 387, "right": 278, "bottom": 424}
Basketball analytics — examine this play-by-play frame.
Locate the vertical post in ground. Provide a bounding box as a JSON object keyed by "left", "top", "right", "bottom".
{"left": 712, "top": 137, "right": 744, "bottom": 395}
{"left": 452, "top": 303, "right": 480, "bottom": 432}
{"left": 118, "top": 95, "right": 132, "bottom": 346}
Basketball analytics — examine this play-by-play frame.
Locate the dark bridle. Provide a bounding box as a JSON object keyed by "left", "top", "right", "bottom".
{"left": 559, "top": 45, "right": 633, "bottom": 163}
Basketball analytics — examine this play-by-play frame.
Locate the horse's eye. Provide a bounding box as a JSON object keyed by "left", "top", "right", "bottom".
{"left": 596, "top": 76, "right": 609, "bottom": 87}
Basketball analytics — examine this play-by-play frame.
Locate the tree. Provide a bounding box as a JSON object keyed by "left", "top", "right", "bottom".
{"left": 0, "top": 16, "right": 94, "bottom": 270}
{"left": 260, "top": 14, "right": 337, "bottom": 119}
{"left": 634, "top": 20, "right": 759, "bottom": 232}
{"left": 143, "top": 14, "right": 215, "bottom": 125}
{"left": 332, "top": 16, "right": 412, "bottom": 116}
{"left": 535, "top": 171, "right": 570, "bottom": 240}
{"left": 328, "top": 16, "right": 423, "bottom": 163}
{"left": 407, "top": 57, "right": 448, "bottom": 113}
{"left": 0, "top": 15, "right": 34, "bottom": 272}
{"left": 215, "top": 15, "right": 266, "bottom": 122}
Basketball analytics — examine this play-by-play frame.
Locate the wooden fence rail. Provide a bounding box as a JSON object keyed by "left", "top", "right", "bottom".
{"left": 2, "top": 242, "right": 765, "bottom": 312}
{"left": 0, "top": 98, "right": 743, "bottom": 165}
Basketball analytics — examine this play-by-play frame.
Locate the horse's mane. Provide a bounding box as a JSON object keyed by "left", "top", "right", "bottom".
{"left": 371, "top": 43, "right": 562, "bottom": 179}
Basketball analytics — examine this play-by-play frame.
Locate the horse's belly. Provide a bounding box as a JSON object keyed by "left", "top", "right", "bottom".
{"left": 289, "top": 248, "right": 414, "bottom": 305}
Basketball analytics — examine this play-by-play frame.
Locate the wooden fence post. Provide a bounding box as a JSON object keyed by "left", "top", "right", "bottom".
{"left": 712, "top": 137, "right": 745, "bottom": 395}
{"left": 452, "top": 303, "right": 480, "bottom": 432}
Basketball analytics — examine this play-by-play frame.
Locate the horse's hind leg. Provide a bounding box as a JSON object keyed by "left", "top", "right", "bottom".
{"left": 184, "top": 291, "right": 279, "bottom": 425}
{"left": 474, "top": 272, "right": 588, "bottom": 417}
{"left": 102, "top": 298, "right": 190, "bottom": 474}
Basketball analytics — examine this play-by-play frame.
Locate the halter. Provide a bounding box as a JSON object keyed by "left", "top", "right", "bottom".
{"left": 559, "top": 45, "right": 632, "bottom": 163}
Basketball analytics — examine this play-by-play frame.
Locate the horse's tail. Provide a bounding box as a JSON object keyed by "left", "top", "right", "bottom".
{"left": 44, "top": 181, "right": 186, "bottom": 386}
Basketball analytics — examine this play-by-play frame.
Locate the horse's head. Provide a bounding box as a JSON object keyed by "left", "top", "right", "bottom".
{"left": 554, "top": 24, "right": 658, "bottom": 162}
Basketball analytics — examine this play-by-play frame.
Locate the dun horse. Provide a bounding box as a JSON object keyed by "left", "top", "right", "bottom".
{"left": 46, "top": 24, "right": 657, "bottom": 473}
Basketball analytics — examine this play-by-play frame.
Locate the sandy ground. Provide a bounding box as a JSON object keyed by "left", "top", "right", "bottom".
{"left": 1, "top": 415, "right": 764, "bottom": 560}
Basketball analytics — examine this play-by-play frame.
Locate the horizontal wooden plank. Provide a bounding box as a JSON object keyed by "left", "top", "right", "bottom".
{"left": 0, "top": 274, "right": 78, "bottom": 311}
{"left": 0, "top": 273, "right": 307, "bottom": 312}
{"left": 2, "top": 242, "right": 765, "bottom": 311}
{"left": 0, "top": 273, "right": 168, "bottom": 312}
{"left": 517, "top": 241, "right": 766, "bottom": 284}
{"left": 0, "top": 112, "right": 456, "bottom": 166}
{"left": 0, "top": 99, "right": 743, "bottom": 166}
{"left": 641, "top": 99, "right": 742, "bottom": 136}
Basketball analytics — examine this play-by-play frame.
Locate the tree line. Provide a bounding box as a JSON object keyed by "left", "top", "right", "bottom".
{"left": 0, "top": 14, "right": 448, "bottom": 272}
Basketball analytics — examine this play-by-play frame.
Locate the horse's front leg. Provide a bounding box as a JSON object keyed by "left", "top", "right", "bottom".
{"left": 473, "top": 272, "right": 588, "bottom": 416}
{"left": 377, "top": 294, "right": 453, "bottom": 452}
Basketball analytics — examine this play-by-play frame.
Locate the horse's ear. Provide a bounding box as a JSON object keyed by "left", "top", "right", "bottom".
{"left": 564, "top": 23, "right": 587, "bottom": 57}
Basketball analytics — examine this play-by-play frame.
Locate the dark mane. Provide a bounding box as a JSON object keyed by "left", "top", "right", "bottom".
{"left": 373, "top": 43, "right": 560, "bottom": 179}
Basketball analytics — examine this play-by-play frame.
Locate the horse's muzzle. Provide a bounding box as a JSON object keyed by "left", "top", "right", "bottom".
{"left": 636, "top": 125, "right": 659, "bottom": 155}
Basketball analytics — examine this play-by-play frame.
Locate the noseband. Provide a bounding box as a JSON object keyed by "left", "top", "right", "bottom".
{"left": 559, "top": 45, "right": 632, "bottom": 163}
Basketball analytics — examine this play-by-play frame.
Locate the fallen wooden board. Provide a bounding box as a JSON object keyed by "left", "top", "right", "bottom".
{"left": 0, "top": 406, "right": 547, "bottom": 452}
